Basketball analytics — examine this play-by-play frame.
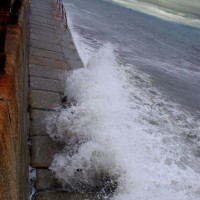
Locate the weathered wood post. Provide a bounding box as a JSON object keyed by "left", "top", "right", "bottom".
{"left": 0, "top": 0, "right": 11, "bottom": 72}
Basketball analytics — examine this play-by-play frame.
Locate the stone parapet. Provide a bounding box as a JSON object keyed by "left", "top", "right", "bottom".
{"left": 0, "top": 0, "right": 30, "bottom": 199}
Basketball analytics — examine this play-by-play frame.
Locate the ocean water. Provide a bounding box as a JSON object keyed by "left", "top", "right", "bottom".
{"left": 111, "top": 0, "right": 200, "bottom": 28}
{"left": 48, "top": 0, "right": 200, "bottom": 199}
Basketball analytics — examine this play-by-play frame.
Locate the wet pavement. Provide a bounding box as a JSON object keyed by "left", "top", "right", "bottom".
{"left": 28, "top": 0, "right": 90, "bottom": 199}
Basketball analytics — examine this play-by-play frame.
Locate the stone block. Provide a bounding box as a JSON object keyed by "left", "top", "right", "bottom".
{"left": 30, "top": 9, "right": 58, "bottom": 20}
{"left": 33, "top": 192, "right": 101, "bottom": 200}
{"left": 29, "top": 64, "right": 65, "bottom": 81}
{"left": 30, "top": 14, "right": 61, "bottom": 25}
{"left": 30, "top": 17, "right": 59, "bottom": 27}
{"left": 30, "top": 4, "right": 51, "bottom": 11}
{"left": 30, "top": 32, "right": 59, "bottom": 44}
{"left": 29, "top": 55, "right": 67, "bottom": 69}
{"left": 30, "top": 15, "right": 50, "bottom": 24}
{"left": 36, "top": 169, "right": 63, "bottom": 190}
{"left": 31, "top": 29, "right": 57, "bottom": 39}
{"left": 30, "top": 10, "right": 61, "bottom": 21}
{"left": 30, "top": 90, "right": 61, "bottom": 110}
{"left": 30, "top": 7, "right": 52, "bottom": 14}
{"left": 30, "top": 77, "right": 64, "bottom": 94}
{"left": 30, "top": 23, "right": 56, "bottom": 32}
{"left": 30, "top": 39, "right": 62, "bottom": 53}
{"left": 30, "top": 21, "right": 56, "bottom": 32}
{"left": 30, "top": 47, "right": 65, "bottom": 61}
{"left": 31, "top": 136, "right": 65, "bottom": 168}
{"left": 30, "top": 109, "right": 55, "bottom": 136}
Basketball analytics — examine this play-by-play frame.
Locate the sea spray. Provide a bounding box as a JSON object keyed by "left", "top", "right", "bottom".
{"left": 47, "top": 42, "right": 200, "bottom": 199}
{"left": 46, "top": 0, "right": 200, "bottom": 199}
{"left": 48, "top": 43, "right": 137, "bottom": 195}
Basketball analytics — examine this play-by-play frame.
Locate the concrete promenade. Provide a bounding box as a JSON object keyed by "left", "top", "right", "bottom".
{"left": 28, "top": 0, "right": 98, "bottom": 199}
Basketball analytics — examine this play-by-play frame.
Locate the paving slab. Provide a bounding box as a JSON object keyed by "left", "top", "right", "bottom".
{"left": 28, "top": 0, "right": 88, "bottom": 198}
{"left": 29, "top": 55, "right": 67, "bottom": 69}
{"left": 30, "top": 17, "right": 59, "bottom": 27}
{"left": 30, "top": 7, "right": 52, "bottom": 13}
{"left": 30, "top": 28, "right": 58, "bottom": 38}
{"left": 30, "top": 20, "right": 56, "bottom": 30}
{"left": 30, "top": 2, "right": 51, "bottom": 8}
{"left": 30, "top": 23, "right": 56, "bottom": 32}
{"left": 30, "top": 77, "right": 64, "bottom": 94}
{"left": 30, "top": 3, "right": 53, "bottom": 8}
{"left": 30, "top": 15, "right": 61, "bottom": 25}
{"left": 30, "top": 109, "right": 55, "bottom": 136}
{"left": 30, "top": 90, "right": 61, "bottom": 110}
{"left": 33, "top": 192, "right": 101, "bottom": 200}
{"left": 36, "top": 169, "right": 63, "bottom": 190}
{"left": 30, "top": 32, "right": 59, "bottom": 44}
{"left": 30, "top": 10, "right": 61, "bottom": 19}
{"left": 30, "top": 9, "right": 60, "bottom": 18}
{"left": 31, "top": 136, "right": 65, "bottom": 168}
{"left": 30, "top": 15, "right": 51, "bottom": 24}
{"left": 30, "top": 48, "right": 65, "bottom": 61}
{"left": 30, "top": 39, "right": 62, "bottom": 53}
{"left": 29, "top": 64, "right": 65, "bottom": 80}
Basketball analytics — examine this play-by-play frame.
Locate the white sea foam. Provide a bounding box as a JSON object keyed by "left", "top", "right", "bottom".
{"left": 47, "top": 2, "right": 200, "bottom": 199}
{"left": 48, "top": 42, "right": 200, "bottom": 199}
{"left": 49, "top": 43, "right": 135, "bottom": 188}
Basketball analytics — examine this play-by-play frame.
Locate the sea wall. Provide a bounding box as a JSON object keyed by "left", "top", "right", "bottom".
{"left": 0, "top": 0, "right": 29, "bottom": 199}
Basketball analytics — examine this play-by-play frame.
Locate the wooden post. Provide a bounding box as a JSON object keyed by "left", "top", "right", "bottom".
{"left": 0, "top": 0, "right": 11, "bottom": 72}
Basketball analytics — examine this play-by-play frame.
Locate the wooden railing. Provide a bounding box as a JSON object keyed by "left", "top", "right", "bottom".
{"left": 0, "top": 0, "right": 22, "bottom": 72}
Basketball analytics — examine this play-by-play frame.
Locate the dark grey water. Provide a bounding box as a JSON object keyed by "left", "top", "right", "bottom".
{"left": 63, "top": 0, "right": 200, "bottom": 115}
{"left": 49, "top": 1, "right": 200, "bottom": 199}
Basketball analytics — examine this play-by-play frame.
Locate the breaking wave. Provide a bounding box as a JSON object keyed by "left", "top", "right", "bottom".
{"left": 47, "top": 43, "right": 200, "bottom": 199}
